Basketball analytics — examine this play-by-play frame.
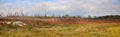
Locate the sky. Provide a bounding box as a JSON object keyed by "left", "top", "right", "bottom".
{"left": 0, "top": 0, "right": 120, "bottom": 17}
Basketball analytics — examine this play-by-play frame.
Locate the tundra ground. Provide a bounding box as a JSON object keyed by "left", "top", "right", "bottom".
{"left": 0, "top": 18, "right": 120, "bottom": 37}
{"left": 0, "top": 23, "right": 120, "bottom": 37}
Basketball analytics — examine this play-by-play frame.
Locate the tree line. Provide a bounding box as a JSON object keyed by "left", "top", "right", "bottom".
{"left": 0, "top": 12, "right": 120, "bottom": 19}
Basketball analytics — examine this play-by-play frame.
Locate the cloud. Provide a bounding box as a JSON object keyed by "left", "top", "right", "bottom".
{"left": 0, "top": 3, "right": 12, "bottom": 16}
{"left": 60, "top": 0, "right": 120, "bottom": 16}
{"left": 2, "top": 2, "right": 71, "bottom": 16}
{"left": 89, "top": 0, "right": 117, "bottom": 4}
{"left": 34, "top": 2, "right": 70, "bottom": 11}
{"left": 0, "top": 3, "right": 12, "bottom": 11}
{"left": 0, "top": 0, "right": 120, "bottom": 17}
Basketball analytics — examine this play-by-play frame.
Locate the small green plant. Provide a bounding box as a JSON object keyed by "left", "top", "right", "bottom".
{"left": 26, "top": 25, "right": 34, "bottom": 30}
{"left": 0, "top": 25, "right": 4, "bottom": 30}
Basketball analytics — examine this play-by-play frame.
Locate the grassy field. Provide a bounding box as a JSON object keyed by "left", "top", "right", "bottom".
{"left": 0, "top": 23, "right": 120, "bottom": 37}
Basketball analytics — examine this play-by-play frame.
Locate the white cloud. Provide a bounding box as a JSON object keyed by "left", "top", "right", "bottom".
{"left": 60, "top": 0, "right": 120, "bottom": 16}
{"left": 0, "top": 0, "right": 120, "bottom": 17}
{"left": 0, "top": 3, "right": 12, "bottom": 16}
{"left": 4, "top": 2, "right": 71, "bottom": 16}
{"left": 34, "top": 2, "right": 70, "bottom": 11}
{"left": 0, "top": 3, "right": 12, "bottom": 11}
{"left": 90, "top": 0, "right": 117, "bottom": 3}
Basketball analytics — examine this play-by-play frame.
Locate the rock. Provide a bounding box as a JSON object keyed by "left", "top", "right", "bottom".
{"left": 12, "top": 21, "right": 26, "bottom": 27}
{"left": 6, "top": 21, "right": 12, "bottom": 25}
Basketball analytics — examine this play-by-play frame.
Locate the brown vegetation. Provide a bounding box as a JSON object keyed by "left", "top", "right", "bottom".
{"left": 1, "top": 17, "right": 120, "bottom": 26}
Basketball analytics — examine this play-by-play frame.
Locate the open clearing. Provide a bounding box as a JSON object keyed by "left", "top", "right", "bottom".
{"left": 0, "top": 18, "right": 120, "bottom": 37}
{"left": 0, "top": 24, "right": 120, "bottom": 37}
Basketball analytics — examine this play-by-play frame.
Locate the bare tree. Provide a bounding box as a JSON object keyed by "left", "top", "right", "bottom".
{"left": 19, "top": 10, "right": 25, "bottom": 17}
{"left": 88, "top": 15, "right": 92, "bottom": 19}
{"left": 0, "top": 14, "right": 2, "bottom": 18}
{"left": 0, "top": 12, "right": 3, "bottom": 18}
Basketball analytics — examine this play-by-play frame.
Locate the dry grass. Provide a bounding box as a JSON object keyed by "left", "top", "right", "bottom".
{"left": 0, "top": 23, "right": 120, "bottom": 37}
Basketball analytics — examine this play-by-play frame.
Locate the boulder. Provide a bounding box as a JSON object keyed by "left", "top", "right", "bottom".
{"left": 12, "top": 21, "right": 26, "bottom": 27}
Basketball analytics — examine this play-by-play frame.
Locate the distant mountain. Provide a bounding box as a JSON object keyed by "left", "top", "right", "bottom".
{"left": 94, "top": 15, "right": 120, "bottom": 19}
